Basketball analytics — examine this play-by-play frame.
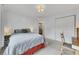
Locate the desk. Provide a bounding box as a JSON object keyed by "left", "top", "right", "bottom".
{"left": 72, "top": 37, "right": 79, "bottom": 54}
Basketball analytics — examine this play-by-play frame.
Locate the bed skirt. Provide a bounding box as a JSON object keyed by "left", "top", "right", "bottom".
{"left": 21, "top": 43, "right": 45, "bottom": 55}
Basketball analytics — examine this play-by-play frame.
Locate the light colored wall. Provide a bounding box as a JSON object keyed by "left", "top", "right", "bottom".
{"left": 44, "top": 17, "right": 55, "bottom": 40}
{"left": 76, "top": 14, "right": 79, "bottom": 28}
{"left": 0, "top": 5, "right": 4, "bottom": 48}
{"left": 0, "top": 5, "right": 2, "bottom": 48}
{"left": 5, "top": 11, "right": 39, "bottom": 33}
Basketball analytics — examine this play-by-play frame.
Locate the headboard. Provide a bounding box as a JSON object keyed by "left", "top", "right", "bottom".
{"left": 14, "top": 28, "right": 31, "bottom": 33}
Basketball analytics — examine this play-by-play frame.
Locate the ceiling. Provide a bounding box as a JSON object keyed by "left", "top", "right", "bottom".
{"left": 4, "top": 4, "right": 79, "bottom": 17}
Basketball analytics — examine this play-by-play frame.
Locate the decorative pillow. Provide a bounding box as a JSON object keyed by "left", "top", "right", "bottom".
{"left": 14, "top": 29, "right": 31, "bottom": 33}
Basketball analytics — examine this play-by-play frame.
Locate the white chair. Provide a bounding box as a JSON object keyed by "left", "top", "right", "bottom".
{"left": 60, "top": 33, "right": 75, "bottom": 55}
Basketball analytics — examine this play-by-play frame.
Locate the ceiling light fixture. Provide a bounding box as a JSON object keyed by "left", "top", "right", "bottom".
{"left": 36, "top": 4, "right": 45, "bottom": 12}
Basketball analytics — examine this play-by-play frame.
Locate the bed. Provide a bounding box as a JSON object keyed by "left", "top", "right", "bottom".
{"left": 3, "top": 29, "right": 45, "bottom": 55}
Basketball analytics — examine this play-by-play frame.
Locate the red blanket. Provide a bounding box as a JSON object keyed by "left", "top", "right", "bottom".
{"left": 21, "top": 43, "right": 45, "bottom": 55}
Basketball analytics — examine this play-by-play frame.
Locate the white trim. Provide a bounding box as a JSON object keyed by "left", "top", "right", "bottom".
{"left": 72, "top": 45, "right": 79, "bottom": 50}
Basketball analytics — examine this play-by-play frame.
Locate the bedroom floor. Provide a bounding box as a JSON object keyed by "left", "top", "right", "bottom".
{"left": 0, "top": 39, "right": 74, "bottom": 55}
{"left": 34, "top": 39, "right": 74, "bottom": 55}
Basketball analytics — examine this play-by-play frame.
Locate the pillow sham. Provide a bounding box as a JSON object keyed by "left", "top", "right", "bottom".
{"left": 14, "top": 29, "right": 31, "bottom": 33}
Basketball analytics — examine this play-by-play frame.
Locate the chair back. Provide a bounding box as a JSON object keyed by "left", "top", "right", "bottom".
{"left": 60, "top": 33, "right": 65, "bottom": 45}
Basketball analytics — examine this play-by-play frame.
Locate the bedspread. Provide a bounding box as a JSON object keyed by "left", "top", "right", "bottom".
{"left": 3, "top": 33, "right": 44, "bottom": 55}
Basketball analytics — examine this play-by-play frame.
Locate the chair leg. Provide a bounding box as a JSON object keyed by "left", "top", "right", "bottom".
{"left": 74, "top": 50, "right": 79, "bottom": 55}
{"left": 60, "top": 46, "right": 64, "bottom": 55}
{"left": 73, "top": 51, "right": 76, "bottom": 55}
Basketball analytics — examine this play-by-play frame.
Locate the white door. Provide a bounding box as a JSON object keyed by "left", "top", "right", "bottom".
{"left": 56, "top": 15, "right": 75, "bottom": 44}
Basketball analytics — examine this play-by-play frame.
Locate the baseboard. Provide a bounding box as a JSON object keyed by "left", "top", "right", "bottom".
{"left": 45, "top": 37, "right": 72, "bottom": 44}
{"left": 72, "top": 45, "right": 79, "bottom": 50}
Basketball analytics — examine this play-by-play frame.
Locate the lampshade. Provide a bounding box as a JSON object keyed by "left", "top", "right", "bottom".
{"left": 4, "top": 26, "right": 12, "bottom": 35}
{"left": 29, "top": 27, "right": 33, "bottom": 32}
{"left": 36, "top": 4, "right": 45, "bottom": 12}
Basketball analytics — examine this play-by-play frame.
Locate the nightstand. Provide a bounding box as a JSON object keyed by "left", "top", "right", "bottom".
{"left": 4, "top": 35, "right": 11, "bottom": 48}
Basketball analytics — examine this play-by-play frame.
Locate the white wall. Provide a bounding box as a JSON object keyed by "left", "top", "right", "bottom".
{"left": 0, "top": 5, "right": 4, "bottom": 48}
{"left": 5, "top": 11, "right": 39, "bottom": 33}
{"left": 44, "top": 17, "right": 55, "bottom": 40}
{"left": 0, "top": 5, "right": 2, "bottom": 48}
{"left": 7, "top": 12, "right": 32, "bottom": 29}
{"left": 76, "top": 14, "right": 79, "bottom": 28}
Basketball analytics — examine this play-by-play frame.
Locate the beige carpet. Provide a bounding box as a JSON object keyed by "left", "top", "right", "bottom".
{"left": 34, "top": 39, "right": 74, "bottom": 55}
